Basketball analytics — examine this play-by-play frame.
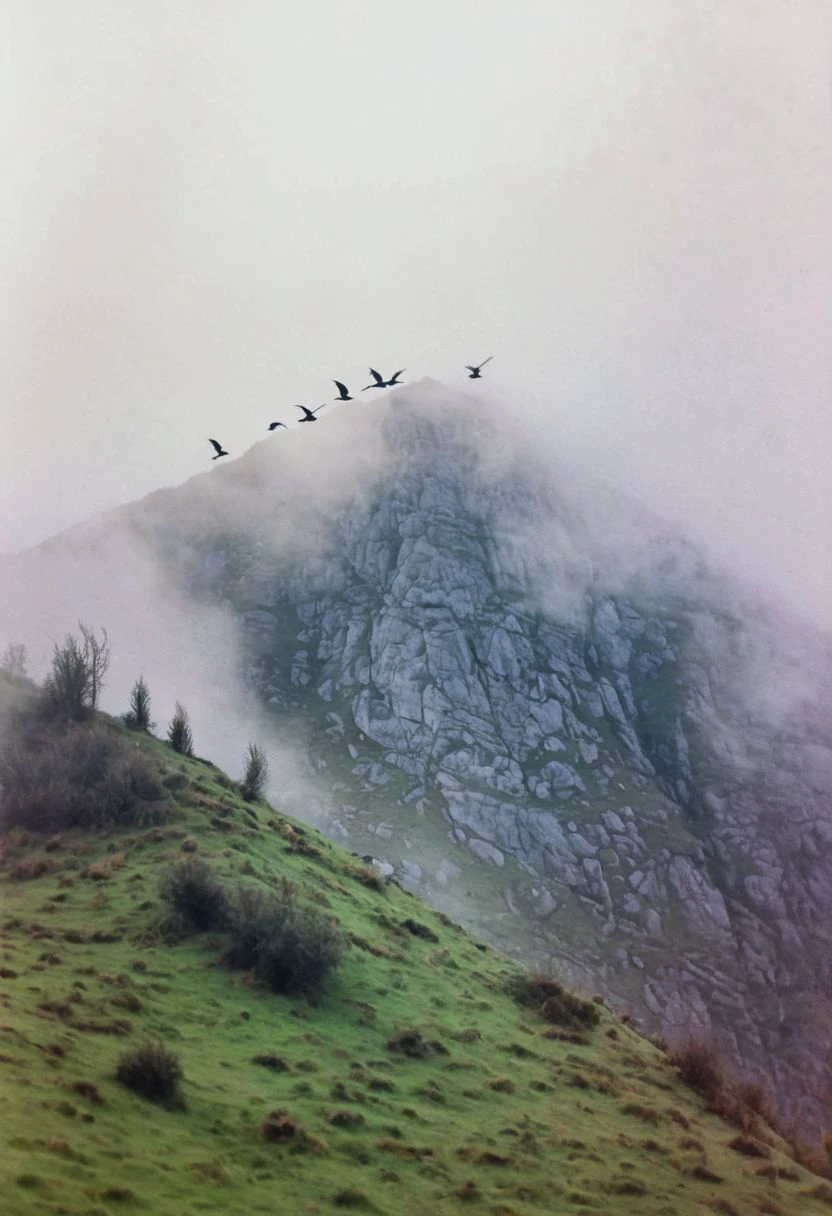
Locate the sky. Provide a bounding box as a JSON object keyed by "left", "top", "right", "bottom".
{"left": 2, "top": 1, "right": 831, "bottom": 624}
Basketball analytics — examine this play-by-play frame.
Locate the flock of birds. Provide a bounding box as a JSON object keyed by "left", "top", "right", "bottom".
{"left": 207, "top": 357, "right": 494, "bottom": 461}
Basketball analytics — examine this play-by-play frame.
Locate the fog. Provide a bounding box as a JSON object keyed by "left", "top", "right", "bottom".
{"left": 2, "top": 1, "right": 831, "bottom": 630}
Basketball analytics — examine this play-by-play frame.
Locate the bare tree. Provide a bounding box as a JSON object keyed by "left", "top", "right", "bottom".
{"left": 0, "top": 642, "right": 30, "bottom": 680}
{"left": 78, "top": 623, "right": 110, "bottom": 710}
{"left": 44, "top": 634, "right": 92, "bottom": 718}
{"left": 42, "top": 623, "right": 110, "bottom": 719}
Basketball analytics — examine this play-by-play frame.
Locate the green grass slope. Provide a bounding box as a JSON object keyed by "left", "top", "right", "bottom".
{"left": 0, "top": 726, "right": 829, "bottom": 1216}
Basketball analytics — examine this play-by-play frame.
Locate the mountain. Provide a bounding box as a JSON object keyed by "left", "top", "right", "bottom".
{"left": 1, "top": 696, "right": 830, "bottom": 1215}
{"left": 3, "top": 380, "right": 832, "bottom": 1139}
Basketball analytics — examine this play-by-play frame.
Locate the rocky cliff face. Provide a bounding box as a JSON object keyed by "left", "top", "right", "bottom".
{"left": 7, "top": 382, "right": 832, "bottom": 1135}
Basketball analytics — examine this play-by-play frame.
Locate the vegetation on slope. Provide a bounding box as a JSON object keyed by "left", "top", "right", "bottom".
{"left": 0, "top": 674, "right": 830, "bottom": 1214}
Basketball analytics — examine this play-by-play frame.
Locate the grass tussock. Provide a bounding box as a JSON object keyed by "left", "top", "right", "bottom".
{"left": 343, "top": 863, "right": 387, "bottom": 893}
{"left": 260, "top": 1109, "right": 327, "bottom": 1154}
{"left": 507, "top": 970, "right": 601, "bottom": 1033}
{"left": 669, "top": 1039, "right": 724, "bottom": 1101}
{"left": 115, "top": 1040, "right": 186, "bottom": 1110}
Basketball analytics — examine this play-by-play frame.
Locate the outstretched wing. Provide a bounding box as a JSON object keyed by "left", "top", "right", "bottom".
{"left": 387, "top": 369, "right": 406, "bottom": 383}
{"left": 294, "top": 404, "right": 313, "bottom": 419}
{"left": 312, "top": 403, "right": 328, "bottom": 416}
{"left": 476, "top": 356, "right": 493, "bottom": 371}
{"left": 208, "top": 438, "right": 224, "bottom": 454}
{"left": 333, "top": 379, "right": 350, "bottom": 397}
{"left": 368, "top": 367, "right": 384, "bottom": 385}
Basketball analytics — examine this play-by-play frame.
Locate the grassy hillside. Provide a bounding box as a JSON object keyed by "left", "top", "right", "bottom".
{"left": 0, "top": 716, "right": 829, "bottom": 1215}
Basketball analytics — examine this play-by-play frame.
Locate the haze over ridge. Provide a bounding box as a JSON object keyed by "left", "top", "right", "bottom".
{"left": 2, "top": 1, "right": 831, "bottom": 626}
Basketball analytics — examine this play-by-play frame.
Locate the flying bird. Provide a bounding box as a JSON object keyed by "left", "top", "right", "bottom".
{"left": 268, "top": 421, "right": 287, "bottom": 431}
{"left": 362, "top": 367, "right": 406, "bottom": 390}
{"left": 208, "top": 438, "right": 228, "bottom": 461}
{"left": 333, "top": 380, "right": 353, "bottom": 401}
{"left": 295, "top": 404, "right": 327, "bottom": 422}
{"left": 466, "top": 357, "right": 493, "bottom": 379}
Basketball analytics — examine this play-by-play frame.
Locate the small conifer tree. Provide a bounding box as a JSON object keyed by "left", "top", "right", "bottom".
{"left": 124, "top": 675, "right": 153, "bottom": 731}
{"left": 167, "top": 702, "right": 194, "bottom": 756}
{"left": 241, "top": 742, "right": 269, "bottom": 802}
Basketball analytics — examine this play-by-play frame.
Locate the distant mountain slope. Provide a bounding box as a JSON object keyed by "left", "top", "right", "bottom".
{"left": 2, "top": 381, "right": 831, "bottom": 1138}
{"left": 0, "top": 707, "right": 828, "bottom": 1215}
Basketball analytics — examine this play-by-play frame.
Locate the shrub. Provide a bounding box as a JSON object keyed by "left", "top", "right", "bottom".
{"left": 42, "top": 624, "right": 110, "bottom": 720}
{"left": 241, "top": 742, "right": 269, "bottom": 802}
{"left": 0, "top": 716, "right": 166, "bottom": 833}
{"left": 158, "top": 858, "right": 229, "bottom": 933}
{"left": 115, "top": 1039, "right": 185, "bottom": 1109}
{"left": 668, "top": 1039, "right": 724, "bottom": 1101}
{"left": 123, "top": 675, "right": 153, "bottom": 732}
{"left": 226, "top": 884, "right": 345, "bottom": 995}
{"left": 507, "top": 970, "right": 601, "bottom": 1032}
{"left": 167, "top": 702, "right": 194, "bottom": 756}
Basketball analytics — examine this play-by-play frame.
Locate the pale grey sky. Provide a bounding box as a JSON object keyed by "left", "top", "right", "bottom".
{"left": 2, "top": 1, "right": 831, "bottom": 622}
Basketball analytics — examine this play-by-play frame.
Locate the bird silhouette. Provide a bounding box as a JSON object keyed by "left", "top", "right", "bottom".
{"left": 333, "top": 380, "right": 353, "bottom": 401}
{"left": 208, "top": 438, "right": 228, "bottom": 460}
{"left": 268, "top": 422, "right": 287, "bottom": 431}
{"left": 466, "top": 357, "right": 493, "bottom": 379}
{"left": 295, "top": 404, "right": 327, "bottom": 422}
{"left": 362, "top": 367, "right": 406, "bottom": 390}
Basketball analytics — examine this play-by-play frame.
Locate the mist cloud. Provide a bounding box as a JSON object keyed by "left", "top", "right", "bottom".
{"left": 2, "top": 1, "right": 831, "bottom": 627}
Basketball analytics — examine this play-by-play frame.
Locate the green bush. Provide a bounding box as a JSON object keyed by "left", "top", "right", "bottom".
{"left": 227, "top": 883, "right": 345, "bottom": 995}
{"left": 0, "top": 716, "right": 166, "bottom": 833}
{"left": 116, "top": 1039, "right": 185, "bottom": 1109}
{"left": 159, "top": 858, "right": 229, "bottom": 933}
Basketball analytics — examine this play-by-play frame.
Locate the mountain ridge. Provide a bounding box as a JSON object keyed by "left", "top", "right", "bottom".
{"left": 2, "top": 382, "right": 831, "bottom": 1137}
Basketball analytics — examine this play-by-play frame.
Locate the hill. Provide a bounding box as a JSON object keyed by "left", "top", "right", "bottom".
{"left": 0, "top": 688, "right": 830, "bottom": 1214}
{"left": 2, "top": 382, "right": 832, "bottom": 1137}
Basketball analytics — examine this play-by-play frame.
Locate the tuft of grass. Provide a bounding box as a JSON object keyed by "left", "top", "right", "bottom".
{"left": 115, "top": 1039, "right": 186, "bottom": 1110}
{"left": 260, "top": 1109, "right": 327, "bottom": 1154}
{"left": 506, "top": 970, "right": 600, "bottom": 1032}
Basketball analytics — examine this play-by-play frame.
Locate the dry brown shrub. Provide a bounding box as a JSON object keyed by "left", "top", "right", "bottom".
{"left": 0, "top": 717, "right": 165, "bottom": 832}
{"left": 7, "top": 857, "right": 58, "bottom": 881}
{"left": 669, "top": 1039, "right": 724, "bottom": 1101}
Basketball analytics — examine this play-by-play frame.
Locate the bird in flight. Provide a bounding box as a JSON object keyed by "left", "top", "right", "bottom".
{"left": 333, "top": 380, "right": 353, "bottom": 401}
{"left": 268, "top": 421, "right": 287, "bottom": 431}
{"left": 295, "top": 404, "right": 327, "bottom": 422}
{"left": 208, "top": 438, "right": 229, "bottom": 461}
{"left": 362, "top": 367, "right": 406, "bottom": 390}
{"left": 466, "top": 357, "right": 493, "bottom": 379}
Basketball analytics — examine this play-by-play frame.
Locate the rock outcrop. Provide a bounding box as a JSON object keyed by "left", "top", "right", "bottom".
{"left": 6, "top": 381, "right": 832, "bottom": 1135}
